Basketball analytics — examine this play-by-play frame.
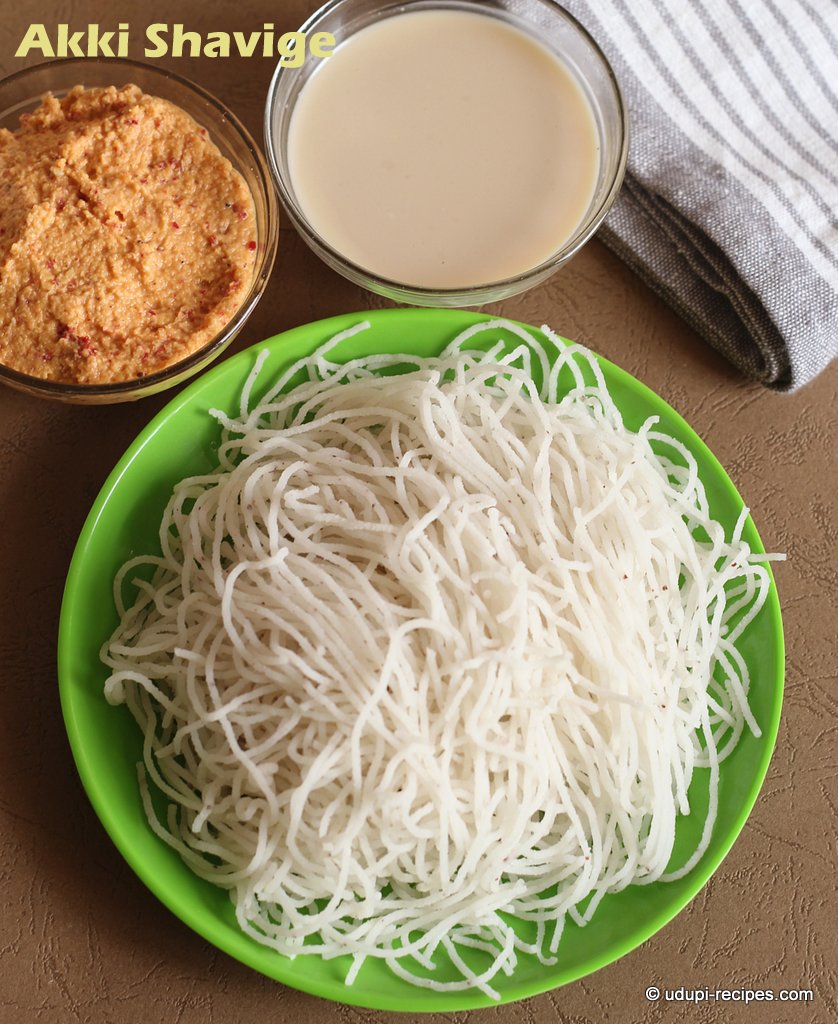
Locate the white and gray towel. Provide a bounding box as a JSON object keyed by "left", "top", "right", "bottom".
{"left": 563, "top": 0, "right": 838, "bottom": 390}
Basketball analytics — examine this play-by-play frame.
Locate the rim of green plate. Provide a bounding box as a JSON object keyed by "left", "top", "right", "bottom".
{"left": 57, "top": 309, "right": 784, "bottom": 1011}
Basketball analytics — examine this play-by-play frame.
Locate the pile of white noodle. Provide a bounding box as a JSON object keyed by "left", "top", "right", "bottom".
{"left": 102, "top": 320, "right": 777, "bottom": 998}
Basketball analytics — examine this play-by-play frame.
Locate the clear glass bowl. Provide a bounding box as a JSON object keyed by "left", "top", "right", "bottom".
{"left": 0, "top": 58, "right": 278, "bottom": 404}
{"left": 265, "top": 0, "right": 627, "bottom": 307}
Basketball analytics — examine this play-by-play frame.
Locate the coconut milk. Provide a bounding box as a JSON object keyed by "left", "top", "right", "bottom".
{"left": 287, "top": 8, "right": 600, "bottom": 289}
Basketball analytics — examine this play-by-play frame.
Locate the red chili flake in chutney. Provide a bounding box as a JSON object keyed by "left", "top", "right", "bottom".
{"left": 57, "top": 322, "right": 95, "bottom": 357}
{"left": 246, "top": 240, "right": 257, "bottom": 251}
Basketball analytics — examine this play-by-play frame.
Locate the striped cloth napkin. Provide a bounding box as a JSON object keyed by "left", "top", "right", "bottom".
{"left": 562, "top": 0, "right": 838, "bottom": 390}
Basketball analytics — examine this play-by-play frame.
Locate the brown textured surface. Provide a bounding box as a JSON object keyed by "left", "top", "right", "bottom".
{"left": 0, "top": 2, "right": 835, "bottom": 1022}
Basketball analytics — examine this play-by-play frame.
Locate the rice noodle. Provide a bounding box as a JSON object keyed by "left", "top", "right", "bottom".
{"left": 102, "top": 320, "right": 778, "bottom": 998}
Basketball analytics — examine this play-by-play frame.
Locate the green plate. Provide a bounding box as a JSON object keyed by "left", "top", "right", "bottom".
{"left": 58, "top": 310, "right": 784, "bottom": 1011}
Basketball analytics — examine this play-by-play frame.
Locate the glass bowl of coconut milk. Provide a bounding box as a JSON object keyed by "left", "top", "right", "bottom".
{"left": 265, "top": 0, "right": 628, "bottom": 306}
